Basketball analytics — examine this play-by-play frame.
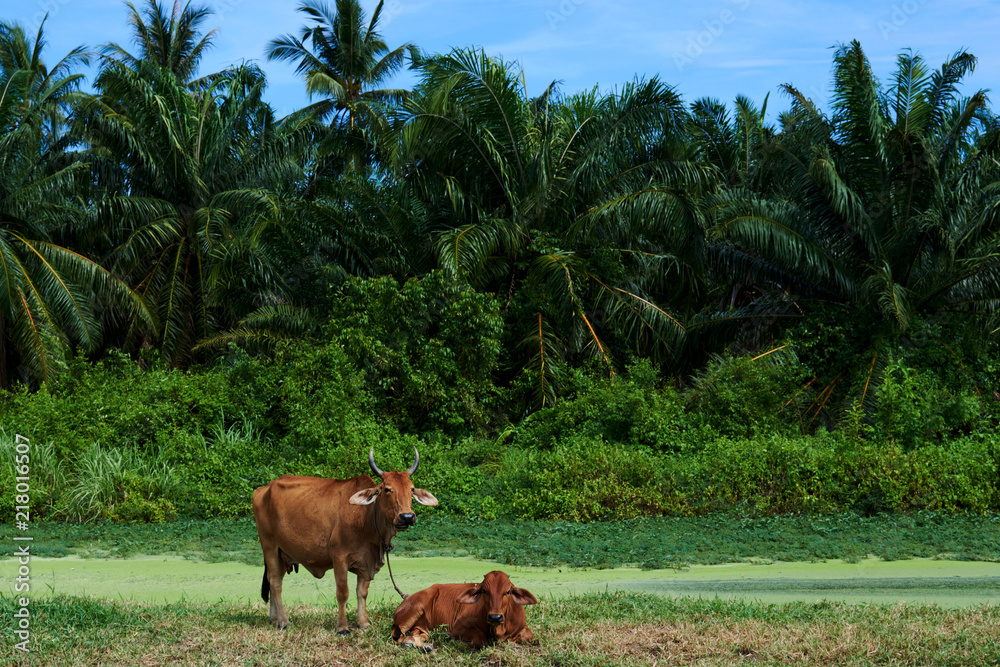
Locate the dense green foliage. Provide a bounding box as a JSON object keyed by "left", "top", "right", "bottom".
{"left": 2, "top": 1, "right": 1000, "bottom": 523}
{"left": 326, "top": 271, "right": 502, "bottom": 432}
{"left": 2, "top": 342, "right": 998, "bottom": 521}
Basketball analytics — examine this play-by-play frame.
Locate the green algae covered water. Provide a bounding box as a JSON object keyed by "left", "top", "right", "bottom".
{"left": 7, "top": 555, "right": 999, "bottom": 608}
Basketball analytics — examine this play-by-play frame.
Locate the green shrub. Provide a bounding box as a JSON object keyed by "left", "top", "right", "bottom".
{"left": 667, "top": 432, "right": 1000, "bottom": 516}
{"left": 873, "top": 358, "right": 985, "bottom": 449}
{"left": 792, "top": 311, "right": 999, "bottom": 438}
{"left": 452, "top": 431, "right": 1000, "bottom": 521}
{"left": 895, "top": 314, "right": 1000, "bottom": 398}
{"left": 168, "top": 418, "right": 281, "bottom": 518}
{"left": 326, "top": 272, "right": 502, "bottom": 434}
{"left": 106, "top": 496, "right": 177, "bottom": 523}
{"left": 0, "top": 431, "right": 181, "bottom": 522}
{"left": 485, "top": 436, "right": 678, "bottom": 521}
{"left": 265, "top": 339, "right": 371, "bottom": 459}
{"left": 4, "top": 321, "right": 999, "bottom": 524}
{"left": 684, "top": 348, "right": 812, "bottom": 438}
{"left": 679, "top": 432, "right": 849, "bottom": 514}
{"left": 514, "top": 360, "right": 712, "bottom": 453}
{"left": 882, "top": 437, "right": 998, "bottom": 512}
{"left": 0, "top": 351, "right": 234, "bottom": 459}
{"left": 281, "top": 420, "right": 430, "bottom": 481}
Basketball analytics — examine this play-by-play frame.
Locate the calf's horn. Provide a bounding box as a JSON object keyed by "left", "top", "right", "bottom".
{"left": 407, "top": 448, "right": 420, "bottom": 476}
{"left": 368, "top": 448, "right": 384, "bottom": 478}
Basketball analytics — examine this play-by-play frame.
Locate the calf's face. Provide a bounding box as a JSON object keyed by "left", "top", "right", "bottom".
{"left": 456, "top": 571, "right": 538, "bottom": 626}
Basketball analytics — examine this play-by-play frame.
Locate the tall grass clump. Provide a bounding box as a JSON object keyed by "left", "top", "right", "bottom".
{"left": 64, "top": 444, "right": 179, "bottom": 522}
{"left": 0, "top": 429, "right": 67, "bottom": 518}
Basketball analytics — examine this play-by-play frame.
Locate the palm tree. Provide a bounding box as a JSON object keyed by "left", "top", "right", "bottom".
{"left": 0, "top": 24, "right": 150, "bottom": 386}
{"left": 267, "top": 0, "right": 416, "bottom": 172}
{"left": 102, "top": 0, "right": 217, "bottom": 85}
{"left": 708, "top": 41, "right": 1000, "bottom": 422}
{"left": 78, "top": 59, "right": 313, "bottom": 365}
{"left": 393, "top": 48, "right": 710, "bottom": 407}
{"left": 688, "top": 95, "right": 773, "bottom": 188}
{"left": 0, "top": 16, "right": 90, "bottom": 150}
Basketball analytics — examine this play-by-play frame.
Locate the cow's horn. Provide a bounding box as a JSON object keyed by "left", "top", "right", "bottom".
{"left": 407, "top": 448, "right": 420, "bottom": 476}
{"left": 368, "top": 448, "right": 384, "bottom": 478}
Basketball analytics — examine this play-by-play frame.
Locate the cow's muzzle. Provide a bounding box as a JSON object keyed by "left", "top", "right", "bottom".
{"left": 487, "top": 614, "right": 504, "bottom": 626}
{"left": 395, "top": 513, "right": 416, "bottom": 529}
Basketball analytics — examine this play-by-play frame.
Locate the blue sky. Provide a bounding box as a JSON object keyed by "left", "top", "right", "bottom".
{"left": 12, "top": 0, "right": 1000, "bottom": 119}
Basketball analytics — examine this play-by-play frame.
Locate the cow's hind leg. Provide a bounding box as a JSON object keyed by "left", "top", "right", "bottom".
{"left": 514, "top": 626, "right": 535, "bottom": 643}
{"left": 355, "top": 576, "right": 372, "bottom": 630}
{"left": 262, "top": 549, "right": 289, "bottom": 629}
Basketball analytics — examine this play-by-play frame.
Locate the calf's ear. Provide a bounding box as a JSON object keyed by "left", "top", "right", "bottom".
{"left": 412, "top": 488, "right": 438, "bottom": 506}
{"left": 349, "top": 487, "right": 380, "bottom": 505}
{"left": 511, "top": 587, "right": 538, "bottom": 605}
{"left": 455, "top": 586, "right": 481, "bottom": 604}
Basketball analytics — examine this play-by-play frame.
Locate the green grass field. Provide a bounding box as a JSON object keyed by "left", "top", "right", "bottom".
{"left": 3, "top": 593, "right": 999, "bottom": 666}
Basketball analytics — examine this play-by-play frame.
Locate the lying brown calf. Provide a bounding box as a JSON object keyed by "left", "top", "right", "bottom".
{"left": 392, "top": 570, "right": 538, "bottom": 650}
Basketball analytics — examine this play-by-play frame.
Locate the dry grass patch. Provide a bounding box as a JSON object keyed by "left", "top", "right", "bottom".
{"left": 564, "top": 607, "right": 1000, "bottom": 666}
{"left": 5, "top": 594, "right": 1000, "bottom": 666}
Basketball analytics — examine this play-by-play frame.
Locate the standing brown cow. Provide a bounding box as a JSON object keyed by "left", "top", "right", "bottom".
{"left": 252, "top": 448, "right": 437, "bottom": 633}
{"left": 392, "top": 570, "right": 538, "bottom": 650}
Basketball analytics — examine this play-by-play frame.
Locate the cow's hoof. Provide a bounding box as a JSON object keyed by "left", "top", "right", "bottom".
{"left": 400, "top": 641, "right": 432, "bottom": 652}
{"left": 337, "top": 629, "right": 350, "bottom": 636}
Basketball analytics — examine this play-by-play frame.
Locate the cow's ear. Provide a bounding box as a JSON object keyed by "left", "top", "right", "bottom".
{"left": 455, "top": 586, "right": 481, "bottom": 604}
{"left": 349, "top": 487, "right": 379, "bottom": 505}
{"left": 412, "top": 488, "right": 438, "bottom": 506}
{"left": 511, "top": 587, "right": 538, "bottom": 606}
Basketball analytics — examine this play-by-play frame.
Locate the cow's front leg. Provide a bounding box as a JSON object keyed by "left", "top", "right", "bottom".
{"left": 355, "top": 576, "right": 372, "bottom": 630}
{"left": 400, "top": 627, "right": 433, "bottom": 652}
{"left": 333, "top": 559, "right": 351, "bottom": 634}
